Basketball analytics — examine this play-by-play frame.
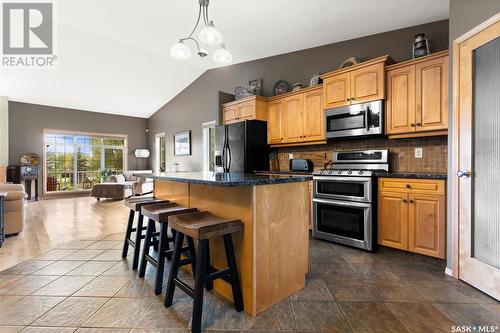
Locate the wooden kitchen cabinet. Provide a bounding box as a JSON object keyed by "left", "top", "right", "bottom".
{"left": 222, "top": 96, "right": 267, "bottom": 124}
{"left": 267, "top": 99, "right": 284, "bottom": 144}
{"left": 378, "top": 191, "right": 409, "bottom": 251}
{"left": 408, "top": 193, "right": 445, "bottom": 258}
{"left": 267, "top": 86, "right": 326, "bottom": 146}
{"left": 323, "top": 72, "right": 351, "bottom": 108}
{"left": 378, "top": 178, "right": 446, "bottom": 259}
{"left": 283, "top": 94, "right": 304, "bottom": 142}
{"left": 386, "top": 50, "right": 448, "bottom": 139}
{"left": 303, "top": 88, "right": 325, "bottom": 141}
{"left": 321, "top": 55, "right": 389, "bottom": 109}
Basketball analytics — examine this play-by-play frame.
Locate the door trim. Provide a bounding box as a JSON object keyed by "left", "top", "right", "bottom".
{"left": 451, "top": 11, "right": 500, "bottom": 279}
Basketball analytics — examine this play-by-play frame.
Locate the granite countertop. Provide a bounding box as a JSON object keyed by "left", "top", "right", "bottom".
{"left": 376, "top": 172, "right": 447, "bottom": 180}
{"left": 137, "top": 172, "right": 311, "bottom": 187}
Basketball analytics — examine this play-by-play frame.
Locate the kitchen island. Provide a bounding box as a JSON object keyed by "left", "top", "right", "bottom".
{"left": 145, "top": 172, "right": 310, "bottom": 316}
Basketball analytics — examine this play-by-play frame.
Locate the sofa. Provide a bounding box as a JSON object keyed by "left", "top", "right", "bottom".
{"left": 91, "top": 170, "right": 153, "bottom": 200}
{"left": 0, "top": 183, "right": 28, "bottom": 235}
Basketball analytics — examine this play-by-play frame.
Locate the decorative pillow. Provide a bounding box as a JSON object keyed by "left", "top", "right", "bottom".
{"left": 111, "top": 174, "right": 126, "bottom": 183}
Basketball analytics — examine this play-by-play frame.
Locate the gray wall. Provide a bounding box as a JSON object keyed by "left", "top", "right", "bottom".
{"left": 9, "top": 102, "right": 149, "bottom": 194}
{"left": 447, "top": 1, "right": 500, "bottom": 270}
{"left": 148, "top": 20, "right": 449, "bottom": 172}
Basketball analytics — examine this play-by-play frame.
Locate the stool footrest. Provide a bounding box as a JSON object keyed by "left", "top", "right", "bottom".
{"left": 173, "top": 277, "right": 195, "bottom": 298}
{"left": 178, "top": 258, "right": 195, "bottom": 266}
{"left": 130, "top": 226, "right": 148, "bottom": 233}
{"left": 206, "top": 267, "right": 231, "bottom": 283}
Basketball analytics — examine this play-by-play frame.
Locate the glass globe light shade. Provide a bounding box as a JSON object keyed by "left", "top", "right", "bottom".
{"left": 213, "top": 45, "right": 232, "bottom": 64}
{"left": 198, "top": 22, "right": 222, "bottom": 45}
{"left": 170, "top": 41, "right": 191, "bottom": 60}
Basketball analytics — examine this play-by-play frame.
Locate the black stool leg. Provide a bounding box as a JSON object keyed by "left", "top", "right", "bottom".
{"left": 223, "top": 234, "right": 243, "bottom": 312}
{"left": 138, "top": 219, "right": 155, "bottom": 278}
{"left": 152, "top": 222, "right": 159, "bottom": 252}
{"left": 186, "top": 236, "right": 196, "bottom": 276}
{"left": 205, "top": 240, "right": 213, "bottom": 291}
{"left": 154, "top": 222, "right": 168, "bottom": 295}
{"left": 166, "top": 229, "right": 176, "bottom": 261}
{"left": 122, "top": 209, "right": 135, "bottom": 258}
{"left": 132, "top": 213, "right": 144, "bottom": 270}
{"left": 164, "top": 231, "right": 185, "bottom": 307}
{"left": 192, "top": 239, "right": 208, "bottom": 333}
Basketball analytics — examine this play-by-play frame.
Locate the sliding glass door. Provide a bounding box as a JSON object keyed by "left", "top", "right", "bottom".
{"left": 45, "top": 132, "right": 127, "bottom": 193}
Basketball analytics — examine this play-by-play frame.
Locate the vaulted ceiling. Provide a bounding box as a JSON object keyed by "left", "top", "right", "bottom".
{"left": 0, "top": 0, "right": 449, "bottom": 118}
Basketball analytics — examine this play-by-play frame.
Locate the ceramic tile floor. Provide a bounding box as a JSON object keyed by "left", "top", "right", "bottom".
{"left": 0, "top": 234, "right": 499, "bottom": 333}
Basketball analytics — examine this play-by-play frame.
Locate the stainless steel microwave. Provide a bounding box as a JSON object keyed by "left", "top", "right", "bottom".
{"left": 325, "top": 100, "right": 383, "bottom": 139}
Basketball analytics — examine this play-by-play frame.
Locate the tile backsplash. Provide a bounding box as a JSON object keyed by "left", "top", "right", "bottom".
{"left": 274, "top": 136, "right": 448, "bottom": 173}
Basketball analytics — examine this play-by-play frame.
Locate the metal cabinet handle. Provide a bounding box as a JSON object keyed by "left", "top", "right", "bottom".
{"left": 410, "top": 123, "right": 416, "bottom": 127}
{"left": 416, "top": 122, "right": 422, "bottom": 127}
{"left": 409, "top": 200, "right": 415, "bottom": 204}
{"left": 351, "top": 97, "right": 355, "bottom": 100}
{"left": 346, "top": 98, "right": 351, "bottom": 101}
{"left": 405, "top": 184, "right": 411, "bottom": 189}
{"left": 457, "top": 170, "right": 471, "bottom": 178}
{"left": 402, "top": 199, "right": 408, "bottom": 203}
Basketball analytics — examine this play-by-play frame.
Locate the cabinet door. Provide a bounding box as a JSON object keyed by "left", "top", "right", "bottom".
{"left": 323, "top": 73, "right": 351, "bottom": 109}
{"left": 386, "top": 65, "right": 416, "bottom": 134}
{"left": 303, "top": 89, "right": 325, "bottom": 142}
{"left": 408, "top": 194, "right": 445, "bottom": 258}
{"left": 267, "top": 100, "right": 283, "bottom": 144}
{"left": 350, "top": 62, "right": 385, "bottom": 104}
{"left": 238, "top": 100, "right": 256, "bottom": 120}
{"left": 282, "top": 94, "right": 304, "bottom": 142}
{"left": 415, "top": 55, "right": 448, "bottom": 132}
{"left": 378, "top": 191, "right": 408, "bottom": 250}
{"left": 223, "top": 106, "right": 239, "bottom": 124}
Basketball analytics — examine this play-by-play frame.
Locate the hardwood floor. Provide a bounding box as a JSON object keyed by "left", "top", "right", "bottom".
{"left": 0, "top": 196, "right": 130, "bottom": 271}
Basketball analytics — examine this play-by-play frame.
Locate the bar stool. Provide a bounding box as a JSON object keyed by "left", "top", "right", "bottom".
{"left": 164, "top": 211, "right": 243, "bottom": 333}
{"left": 122, "top": 197, "right": 169, "bottom": 269}
{"left": 139, "top": 202, "right": 198, "bottom": 295}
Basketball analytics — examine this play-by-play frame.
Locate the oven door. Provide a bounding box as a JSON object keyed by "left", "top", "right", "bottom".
{"left": 325, "top": 101, "right": 382, "bottom": 138}
{"left": 312, "top": 198, "right": 373, "bottom": 251}
{"left": 313, "top": 176, "right": 372, "bottom": 203}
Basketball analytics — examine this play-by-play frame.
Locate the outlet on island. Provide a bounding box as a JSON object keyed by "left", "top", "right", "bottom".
{"left": 415, "top": 148, "right": 423, "bottom": 159}
{"left": 289, "top": 153, "right": 294, "bottom": 160}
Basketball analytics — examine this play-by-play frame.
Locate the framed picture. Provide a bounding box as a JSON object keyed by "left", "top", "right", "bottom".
{"left": 173, "top": 130, "right": 191, "bottom": 156}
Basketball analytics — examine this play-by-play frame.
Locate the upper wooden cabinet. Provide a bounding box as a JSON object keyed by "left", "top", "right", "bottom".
{"left": 321, "top": 55, "right": 389, "bottom": 109}
{"left": 222, "top": 96, "right": 267, "bottom": 124}
{"left": 378, "top": 178, "right": 446, "bottom": 259}
{"left": 267, "top": 99, "right": 284, "bottom": 144}
{"left": 267, "top": 86, "right": 325, "bottom": 146}
{"left": 386, "top": 51, "right": 449, "bottom": 138}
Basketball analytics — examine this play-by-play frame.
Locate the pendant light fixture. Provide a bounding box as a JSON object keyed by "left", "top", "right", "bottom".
{"left": 170, "top": 0, "right": 232, "bottom": 64}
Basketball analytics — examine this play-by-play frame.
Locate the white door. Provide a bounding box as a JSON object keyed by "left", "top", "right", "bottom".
{"left": 455, "top": 13, "right": 500, "bottom": 300}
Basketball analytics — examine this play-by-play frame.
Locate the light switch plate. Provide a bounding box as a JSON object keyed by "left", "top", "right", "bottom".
{"left": 289, "top": 153, "right": 294, "bottom": 160}
{"left": 415, "top": 148, "right": 423, "bottom": 159}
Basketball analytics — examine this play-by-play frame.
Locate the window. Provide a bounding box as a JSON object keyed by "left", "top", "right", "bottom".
{"left": 155, "top": 133, "right": 166, "bottom": 173}
{"left": 202, "top": 121, "right": 216, "bottom": 172}
{"left": 44, "top": 131, "right": 127, "bottom": 193}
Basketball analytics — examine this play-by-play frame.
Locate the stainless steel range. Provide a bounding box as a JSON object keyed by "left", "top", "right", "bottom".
{"left": 312, "top": 150, "right": 389, "bottom": 251}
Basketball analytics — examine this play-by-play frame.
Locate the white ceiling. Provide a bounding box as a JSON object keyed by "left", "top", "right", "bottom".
{"left": 0, "top": 0, "right": 449, "bottom": 118}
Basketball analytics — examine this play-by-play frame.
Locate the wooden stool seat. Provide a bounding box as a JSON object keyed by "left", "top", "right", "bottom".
{"left": 124, "top": 197, "right": 168, "bottom": 211}
{"left": 138, "top": 202, "right": 198, "bottom": 295}
{"left": 122, "top": 197, "right": 169, "bottom": 270}
{"left": 141, "top": 202, "right": 197, "bottom": 222}
{"left": 169, "top": 211, "right": 242, "bottom": 240}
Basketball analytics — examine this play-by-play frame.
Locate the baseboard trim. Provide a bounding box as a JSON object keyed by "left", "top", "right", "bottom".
{"left": 445, "top": 267, "right": 453, "bottom": 277}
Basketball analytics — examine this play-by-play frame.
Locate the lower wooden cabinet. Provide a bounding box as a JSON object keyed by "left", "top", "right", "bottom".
{"left": 378, "top": 178, "right": 446, "bottom": 258}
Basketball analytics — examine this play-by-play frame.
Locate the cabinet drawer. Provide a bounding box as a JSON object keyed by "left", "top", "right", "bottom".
{"left": 379, "top": 178, "right": 445, "bottom": 195}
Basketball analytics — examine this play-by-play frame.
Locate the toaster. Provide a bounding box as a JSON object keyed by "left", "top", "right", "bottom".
{"left": 289, "top": 158, "right": 314, "bottom": 172}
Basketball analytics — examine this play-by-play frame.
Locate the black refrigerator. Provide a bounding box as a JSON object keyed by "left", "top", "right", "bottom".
{"left": 215, "top": 120, "right": 269, "bottom": 173}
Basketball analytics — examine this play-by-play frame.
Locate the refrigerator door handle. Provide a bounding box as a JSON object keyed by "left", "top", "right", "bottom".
{"left": 227, "top": 144, "right": 231, "bottom": 172}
